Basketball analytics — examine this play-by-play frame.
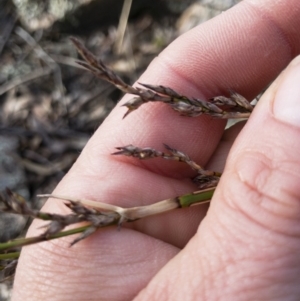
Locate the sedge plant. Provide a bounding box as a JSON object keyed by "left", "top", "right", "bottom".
{"left": 0, "top": 38, "right": 255, "bottom": 280}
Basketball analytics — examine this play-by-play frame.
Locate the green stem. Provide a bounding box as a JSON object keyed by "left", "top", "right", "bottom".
{"left": 0, "top": 252, "right": 20, "bottom": 260}
{"left": 0, "top": 225, "right": 92, "bottom": 252}
{"left": 179, "top": 187, "right": 215, "bottom": 208}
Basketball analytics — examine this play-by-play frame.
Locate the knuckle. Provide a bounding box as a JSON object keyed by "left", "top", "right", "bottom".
{"left": 223, "top": 149, "right": 300, "bottom": 236}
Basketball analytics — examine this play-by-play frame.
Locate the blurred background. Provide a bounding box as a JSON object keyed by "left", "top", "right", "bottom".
{"left": 0, "top": 0, "right": 241, "bottom": 298}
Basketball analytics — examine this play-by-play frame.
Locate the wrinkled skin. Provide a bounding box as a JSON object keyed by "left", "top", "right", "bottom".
{"left": 13, "top": 0, "right": 300, "bottom": 300}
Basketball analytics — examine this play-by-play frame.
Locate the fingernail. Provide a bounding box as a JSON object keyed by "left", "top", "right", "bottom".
{"left": 273, "top": 56, "right": 300, "bottom": 127}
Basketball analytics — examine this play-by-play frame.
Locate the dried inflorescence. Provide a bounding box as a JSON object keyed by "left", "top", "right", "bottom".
{"left": 0, "top": 189, "right": 121, "bottom": 277}
{"left": 0, "top": 188, "right": 120, "bottom": 246}
{"left": 113, "top": 144, "right": 221, "bottom": 189}
{"left": 71, "top": 37, "right": 254, "bottom": 119}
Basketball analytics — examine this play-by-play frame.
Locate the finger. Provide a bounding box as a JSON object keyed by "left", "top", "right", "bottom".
{"left": 206, "top": 121, "right": 247, "bottom": 172}
{"left": 63, "top": 0, "right": 300, "bottom": 242}
{"left": 134, "top": 56, "right": 300, "bottom": 301}
{"left": 13, "top": 228, "right": 179, "bottom": 301}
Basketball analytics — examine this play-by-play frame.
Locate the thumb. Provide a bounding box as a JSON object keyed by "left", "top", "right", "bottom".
{"left": 135, "top": 56, "right": 300, "bottom": 301}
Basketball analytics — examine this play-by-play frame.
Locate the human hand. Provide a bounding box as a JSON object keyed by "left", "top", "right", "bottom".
{"left": 12, "top": 0, "right": 300, "bottom": 300}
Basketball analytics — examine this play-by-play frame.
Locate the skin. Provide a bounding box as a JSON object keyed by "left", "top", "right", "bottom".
{"left": 12, "top": 0, "right": 300, "bottom": 300}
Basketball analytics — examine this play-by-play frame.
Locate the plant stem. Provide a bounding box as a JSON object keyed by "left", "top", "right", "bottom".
{"left": 44, "top": 186, "right": 215, "bottom": 223}
{"left": 0, "top": 225, "right": 93, "bottom": 252}
{"left": 0, "top": 252, "right": 20, "bottom": 260}
{"left": 179, "top": 187, "right": 215, "bottom": 208}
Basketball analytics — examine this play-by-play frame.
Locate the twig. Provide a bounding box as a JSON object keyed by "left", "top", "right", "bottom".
{"left": 0, "top": 67, "right": 52, "bottom": 96}
{"left": 15, "top": 27, "right": 65, "bottom": 99}
{"left": 114, "top": 0, "right": 133, "bottom": 54}
{"left": 0, "top": 11, "right": 17, "bottom": 56}
{"left": 20, "top": 155, "right": 74, "bottom": 176}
